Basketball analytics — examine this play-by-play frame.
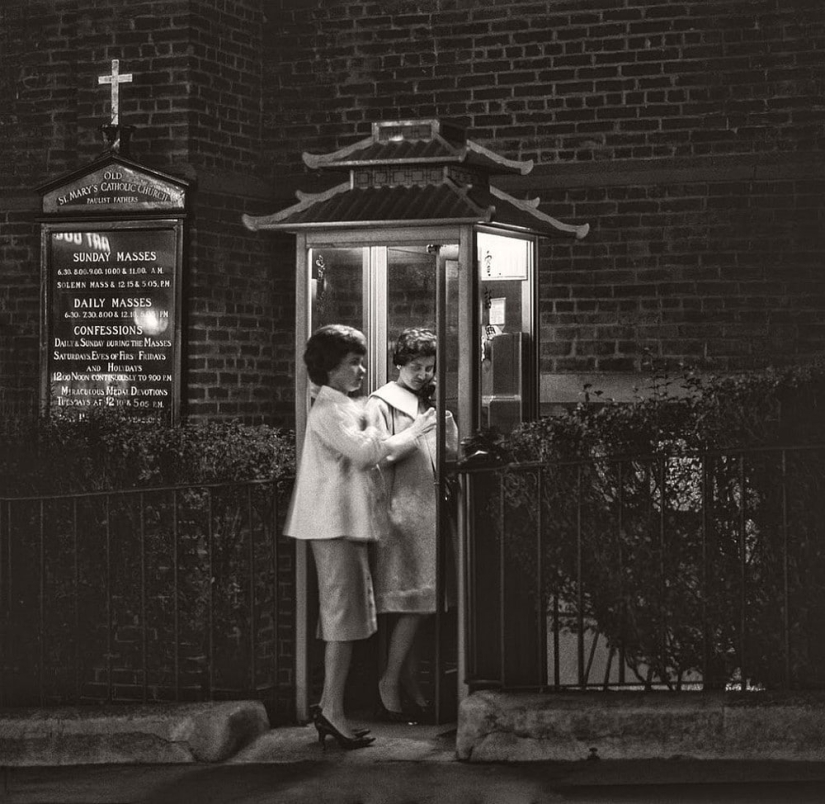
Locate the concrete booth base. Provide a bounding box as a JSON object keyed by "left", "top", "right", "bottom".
{"left": 0, "top": 701, "right": 270, "bottom": 766}
{"left": 457, "top": 690, "right": 825, "bottom": 763}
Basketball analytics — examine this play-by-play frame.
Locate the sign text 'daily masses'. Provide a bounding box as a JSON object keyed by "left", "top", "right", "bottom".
{"left": 48, "top": 229, "right": 177, "bottom": 414}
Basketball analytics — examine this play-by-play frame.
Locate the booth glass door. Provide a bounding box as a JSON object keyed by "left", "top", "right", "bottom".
{"left": 304, "top": 241, "right": 460, "bottom": 723}
{"left": 308, "top": 244, "right": 455, "bottom": 396}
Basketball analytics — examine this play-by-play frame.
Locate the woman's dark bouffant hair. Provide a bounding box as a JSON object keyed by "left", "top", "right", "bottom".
{"left": 393, "top": 328, "right": 437, "bottom": 367}
{"left": 304, "top": 324, "right": 367, "bottom": 385}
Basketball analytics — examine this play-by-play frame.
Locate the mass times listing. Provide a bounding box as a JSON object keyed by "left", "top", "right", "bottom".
{"left": 52, "top": 343, "right": 171, "bottom": 366}
{"left": 48, "top": 229, "right": 178, "bottom": 414}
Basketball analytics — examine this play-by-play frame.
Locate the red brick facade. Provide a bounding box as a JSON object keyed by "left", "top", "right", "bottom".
{"left": 2, "top": 0, "right": 824, "bottom": 421}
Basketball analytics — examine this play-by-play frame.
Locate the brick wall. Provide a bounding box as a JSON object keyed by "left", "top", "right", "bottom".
{"left": 4, "top": 0, "right": 822, "bottom": 419}
{"left": 0, "top": 0, "right": 294, "bottom": 424}
{"left": 182, "top": 0, "right": 297, "bottom": 422}
{"left": 263, "top": 0, "right": 825, "bottom": 400}
{"left": 539, "top": 171, "right": 825, "bottom": 373}
{"left": 265, "top": 0, "right": 824, "bottom": 164}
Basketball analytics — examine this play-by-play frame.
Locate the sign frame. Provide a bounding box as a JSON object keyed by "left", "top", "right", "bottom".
{"left": 38, "top": 154, "right": 189, "bottom": 424}
{"left": 39, "top": 217, "right": 185, "bottom": 425}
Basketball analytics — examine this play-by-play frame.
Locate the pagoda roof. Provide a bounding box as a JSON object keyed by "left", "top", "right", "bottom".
{"left": 242, "top": 119, "right": 589, "bottom": 239}
{"left": 303, "top": 119, "right": 533, "bottom": 176}
{"left": 242, "top": 178, "right": 589, "bottom": 239}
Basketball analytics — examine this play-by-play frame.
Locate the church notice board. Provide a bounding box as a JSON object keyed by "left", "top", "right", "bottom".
{"left": 39, "top": 156, "right": 188, "bottom": 422}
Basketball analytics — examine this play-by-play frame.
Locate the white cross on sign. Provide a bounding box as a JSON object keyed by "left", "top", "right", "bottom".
{"left": 97, "top": 59, "right": 133, "bottom": 126}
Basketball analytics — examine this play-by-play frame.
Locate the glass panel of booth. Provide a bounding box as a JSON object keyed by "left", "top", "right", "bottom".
{"left": 305, "top": 234, "right": 532, "bottom": 435}
{"left": 301, "top": 240, "right": 462, "bottom": 720}
{"left": 307, "top": 243, "right": 460, "bottom": 422}
{"left": 386, "top": 245, "right": 435, "bottom": 379}
{"left": 308, "top": 246, "right": 365, "bottom": 377}
{"left": 477, "top": 231, "right": 533, "bottom": 434}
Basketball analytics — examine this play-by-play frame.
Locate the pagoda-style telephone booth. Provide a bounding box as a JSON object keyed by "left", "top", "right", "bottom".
{"left": 244, "top": 119, "right": 588, "bottom": 723}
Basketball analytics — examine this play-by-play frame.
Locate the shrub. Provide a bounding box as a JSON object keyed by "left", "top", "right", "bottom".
{"left": 472, "top": 365, "right": 825, "bottom": 691}
{"left": 0, "top": 409, "right": 296, "bottom": 496}
{"left": 1, "top": 410, "right": 297, "bottom": 710}
{"left": 501, "top": 364, "right": 825, "bottom": 465}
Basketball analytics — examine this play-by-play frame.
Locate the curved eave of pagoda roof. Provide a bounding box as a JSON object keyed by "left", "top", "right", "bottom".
{"left": 302, "top": 136, "right": 533, "bottom": 176}
{"left": 488, "top": 185, "right": 590, "bottom": 240}
{"left": 243, "top": 180, "right": 491, "bottom": 230}
{"left": 243, "top": 180, "right": 589, "bottom": 239}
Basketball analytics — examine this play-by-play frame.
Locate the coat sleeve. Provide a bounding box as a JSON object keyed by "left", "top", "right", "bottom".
{"left": 364, "top": 395, "right": 421, "bottom": 466}
{"left": 313, "top": 399, "right": 391, "bottom": 469}
{"left": 364, "top": 397, "right": 393, "bottom": 469}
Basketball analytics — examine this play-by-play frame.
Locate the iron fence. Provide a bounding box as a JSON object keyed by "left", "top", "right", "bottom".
{"left": 0, "top": 478, "right": 295, "bottom": 721}
{"left": 458, "top": 444, "right": 825, "bottom": 694}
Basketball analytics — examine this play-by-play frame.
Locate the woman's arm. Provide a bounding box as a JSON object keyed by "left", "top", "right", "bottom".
{"left": 313, "top": 400, "right": 389, "bottom": 468}
{"left": 385, "top": 409, "right": 436, "bottom": 460}
{"left": 364, "top": 397, "right": 394, "bottom": 469}
{"left": 365, "top": 396, "right": 438, "bottom": 465}
{"left": 314, "top": 398, "right": 435, "bottom": 469}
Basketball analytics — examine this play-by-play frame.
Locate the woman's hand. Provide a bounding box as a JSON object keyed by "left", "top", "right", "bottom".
{"left": 410, "top": 407, "right": 437, "bottom": 437}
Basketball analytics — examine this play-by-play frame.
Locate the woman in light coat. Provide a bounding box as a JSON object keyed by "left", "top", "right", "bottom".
{"left": 366, "top": 328, "right": 458, "bottom": 722}
{"left": 285, "top": 324, "right": 436, "bottom": 748}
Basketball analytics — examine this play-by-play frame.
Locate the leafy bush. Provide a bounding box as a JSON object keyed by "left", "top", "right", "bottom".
{"left": 469, "top": 365, "right": 825, "bottom": 691}
{"left": 1, "top": 410, "right": 297, "bottom": 711}
{"left": 501, "top": 364, "right": 825, "bottom": 465}
{"left": 0, "top": 409, "right": 296, "bottom": 496}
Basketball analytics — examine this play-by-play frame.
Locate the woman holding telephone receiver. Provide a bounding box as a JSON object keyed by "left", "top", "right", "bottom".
{"left": 367, "top": 328, "right": 458, "bottom": 723}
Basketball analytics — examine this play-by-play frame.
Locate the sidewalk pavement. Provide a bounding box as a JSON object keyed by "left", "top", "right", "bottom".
{"left": 0, "top": 710, "right": 825, "bottom": 804}
{"left": 5, "top": 719, "right": 825, "bottom": 803}
{"left": 6, "top": 751, "right": 825, "bottom": 803}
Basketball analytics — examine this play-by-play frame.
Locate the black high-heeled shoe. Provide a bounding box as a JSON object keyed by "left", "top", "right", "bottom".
{"left": 375, "top": 693, "right": 418, "bottom": 725}
{"left": 399, "top": 687, "right": 434, "bottom": 722}
{"left": 314, "top": 712, "right": 375, "bottom": 750}
{"left": 404, "top": 699, "right": 434, "bottom": 723}
{"left": 309, "top": 704, "right": 370, "bottom": 738}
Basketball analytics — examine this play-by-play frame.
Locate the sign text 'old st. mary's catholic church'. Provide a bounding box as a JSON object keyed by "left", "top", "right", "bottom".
{"left": 37, "top": 60, "right": 189, "bottom": 423}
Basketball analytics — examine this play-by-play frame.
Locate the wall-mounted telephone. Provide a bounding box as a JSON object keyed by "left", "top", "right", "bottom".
{"left": 481, "top": 330, "right": 524, "bottom": 432}
{"left": 481, "top": 324, "right": 502, "bottom": 363}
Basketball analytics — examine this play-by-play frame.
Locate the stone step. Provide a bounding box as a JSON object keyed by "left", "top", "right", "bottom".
{"left": 458, "top": 690, "right": 825, "bottom": 762}
{"left": 0, "top": 701, "right": 270, "bottom": 766}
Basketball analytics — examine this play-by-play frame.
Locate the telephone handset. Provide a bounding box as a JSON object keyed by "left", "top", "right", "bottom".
{"left": 482, "top": 324, "right": 502, "bottom": 362}
{"left": 419, "top": 380, "right": 437, "bottom": 407}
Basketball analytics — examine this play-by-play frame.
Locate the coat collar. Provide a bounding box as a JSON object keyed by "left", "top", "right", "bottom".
{"left": 315, "top": 384, "right": 365, "bottom": 409}
{"left": 317, "top": 384, "right": 347, "bottom": 401}
{"left": 370, "top": 382, "right": 420, "bottom": 419}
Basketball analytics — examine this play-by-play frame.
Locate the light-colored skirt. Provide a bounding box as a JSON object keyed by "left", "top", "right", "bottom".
{"left": 311, "top": 539, "right": 377, "bottom": 642}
